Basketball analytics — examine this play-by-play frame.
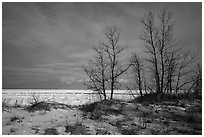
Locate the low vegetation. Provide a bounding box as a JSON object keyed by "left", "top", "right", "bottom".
{"left": 78, "top": 93, "right": 201, "bottom": 135}
{"left": 2, "top": 90, "right": 202, "bottom": 135}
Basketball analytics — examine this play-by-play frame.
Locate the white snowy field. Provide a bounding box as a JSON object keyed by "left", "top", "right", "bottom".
{"left": 2, "top": 89, "right": 138, "bottom": 106}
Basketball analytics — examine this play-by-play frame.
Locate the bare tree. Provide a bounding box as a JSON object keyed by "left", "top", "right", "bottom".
{"left": 158, "top": 8, "right": 175, "bottom": 93}
{"left": 174, "top": 51, "right": 196, "bottom": 94}
{"left": 192, "top": 63, "right": 202, "bottom": 96}
{"left": 102, "top": 26, "right": 131, "bottom": 99}
{"left": 140, "top": 10, "right": 161, "bottom": 93}
{"left": 184, "top": 63, "right": 202, "bottom": 96}
{"left": 82, "top": 44, "right": 108, "bottom": 100}
{"left": 140, "top": 8, "right": 176, "bottom": 94}
{"left": 84, "top": 26, "right": 131, "bottom": 100}
{"left": 130, "top": 53, "right": 144, "bottom": 99}
{"left": 83, "top": 26, "right": 131, "bottom": 100}
{"left": 164, "top": 52, "right": 178, "bottom": 93}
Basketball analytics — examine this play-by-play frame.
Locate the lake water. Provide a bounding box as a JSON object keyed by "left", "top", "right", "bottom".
{"left": 2, "top": 89, "right": 139, "bottom": 106}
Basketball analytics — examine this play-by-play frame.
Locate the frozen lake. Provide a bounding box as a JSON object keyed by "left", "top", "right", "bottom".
{"left": 2, "top": 89, "right": 138, "bottom": 106}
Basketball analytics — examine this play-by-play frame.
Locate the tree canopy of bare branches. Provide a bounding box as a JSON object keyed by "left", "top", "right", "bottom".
{"left": 140, "top": 8, "right": 198, "bottom": 95}
{"left": 83, "top": 25, "right": 131, "bottom": 100}
{"left": 82, "top": 44, "right": 109, "bottom": 100}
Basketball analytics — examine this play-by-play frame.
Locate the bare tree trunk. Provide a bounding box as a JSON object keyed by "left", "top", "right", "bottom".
{"left": 110, "top": 77, "right": 114, "bottom": 99}
{"left": 103, "top": 25, "right": 131, "bottom": 100}
{"left": 130, "top": 53, "right": 144, "bottom": 99}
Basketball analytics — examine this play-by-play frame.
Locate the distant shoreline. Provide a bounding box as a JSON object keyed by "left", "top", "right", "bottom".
{"left": 2, "top": 89, "right": 140, "bottom": 95}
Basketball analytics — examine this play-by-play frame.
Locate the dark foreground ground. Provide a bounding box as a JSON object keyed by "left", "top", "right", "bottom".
{"left": 2, "top": 94, "right": 202, "bottom": 135}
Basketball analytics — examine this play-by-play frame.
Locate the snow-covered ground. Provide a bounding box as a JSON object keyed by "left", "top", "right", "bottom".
{"left": 2, "top": 89, "right": 137, "bottom": 106}
{"left": 2, "top": 89, "right": 202, "bottom": 135}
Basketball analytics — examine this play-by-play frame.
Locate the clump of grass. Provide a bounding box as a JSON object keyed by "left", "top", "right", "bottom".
{"left": 96, "top": 128, "right": 109, "bottom": 135}
{"left": 10, "top": 116, "right": 20, "bottom": 122}
{"left": 44, "top": 128, "right": 59, "bottom": 135}
{"left": 79, "top": 99, "right": 122, "bottom": 111}
{"left": 121, "top": 129, "right": 137, "bottom": 135}
{"left": 79, "top": 99, "right": 123, "bottom": 119}
{"left": 78, "top": 102, "right": 98, "bottom": 113}
{"left": 9, "top": 114, "right": 24, "bottom": 123}
{"left": 65, "top": 123, "right": 89, "bottom": 135}
{"left": 26, "top": 101, "right": 51, "bottom": 112}
{"left": 25, "top": 92, "right": 52, "bottom": 112}
{"left": 120, "top": 125, "right": 139, "bottom": 135}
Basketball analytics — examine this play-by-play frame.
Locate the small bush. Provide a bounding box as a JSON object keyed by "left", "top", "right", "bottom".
{"left": 28, "top": 93, "right": 41, "bottom": 105}
{"left": 44, "top": 128, "right": 59, "bottom": 135}
{"left": 10, "top": 115, "right": 24, "bottom": 123}
{"left": 10, "top": 116, "right": 20, "bottom": 122}
{"left": 79, "top": 102, "right": 98, "bottom": 113}
{"left": 26, "top": 101, "right": 51, "bottom": 112}
{"left": 65, "top": 123, "right": 89, "bottom": 135}
{"left": 121, "top": 128, "right": 138, "bottom": 135}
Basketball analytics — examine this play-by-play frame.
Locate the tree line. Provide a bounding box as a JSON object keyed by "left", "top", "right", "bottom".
{"left": 82, "top": 8, "right": 202, "bottom": 101}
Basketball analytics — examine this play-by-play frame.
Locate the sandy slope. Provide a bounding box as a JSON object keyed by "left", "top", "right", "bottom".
{"left": 2, "top": 99, "right": 202, "bottom": 135}
{"left": 2, "top": 103, "right": 121, "bottom": 135}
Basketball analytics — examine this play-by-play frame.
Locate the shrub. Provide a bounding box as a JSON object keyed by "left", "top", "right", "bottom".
{"left": 65, "top": 123, "right": 89, "bottom": 135}
{"left": 44, "top": 128, "right": 59, "bottom": 135}
{"left": 26, "top": 101, "right": 51, "bottom": 112}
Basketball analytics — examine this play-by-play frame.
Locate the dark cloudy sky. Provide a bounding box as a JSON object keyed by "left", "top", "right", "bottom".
{"left": 2, "top": 2, "right": 202, "bottom": 89}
